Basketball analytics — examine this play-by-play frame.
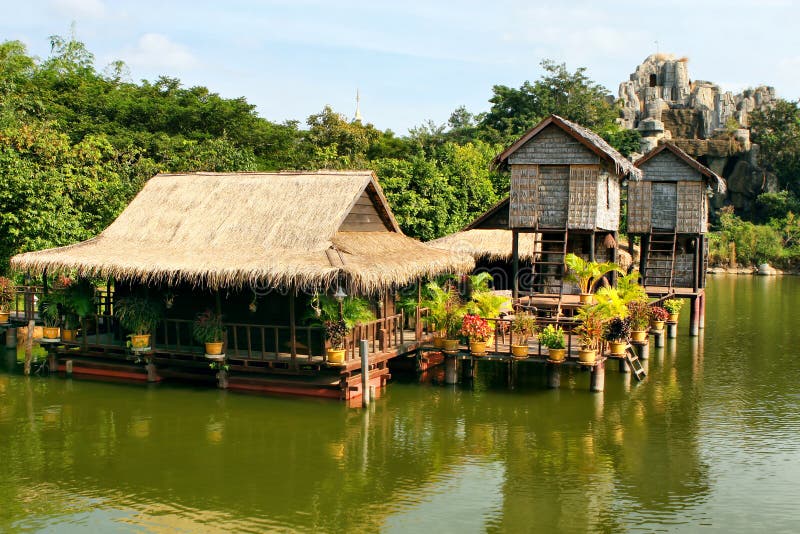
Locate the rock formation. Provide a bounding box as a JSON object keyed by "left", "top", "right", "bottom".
{"left": 618, "top": 54, "right": 777, "bottom": 213}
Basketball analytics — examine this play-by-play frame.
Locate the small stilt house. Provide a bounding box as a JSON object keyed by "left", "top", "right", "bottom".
{"left": 492, "top": 115, "right": 641, "bottom": 302}
{"left": 630, "top": 142, "right": 726, "bottom": 291}
{"left": 11, "top": 171, "right": 473, "bottom": 397}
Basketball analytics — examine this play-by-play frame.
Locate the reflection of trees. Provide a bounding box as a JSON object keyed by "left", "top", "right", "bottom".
{"left": 1, "top": 328, "right": 715, "bottom": 532}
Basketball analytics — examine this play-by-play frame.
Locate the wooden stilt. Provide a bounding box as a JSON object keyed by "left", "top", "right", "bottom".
{"left": 590, "top": 360, "right": 605, "bottom": 392}
{"left": 654, "top": 329, "right": 665, "bottom": 348}
{"left": 512, "top": 230, "right": 520, "bottom": 302}
{"left": 360, "top": 339, "right": 370, "bottom": 406}
{"left": 289, "top": 287, "right": 297, "bottom": 369}
{"left": 632, "top": 340, "right": 649, "bottom": 360}
{"left": 666, "top": 322, "right": 677, "bottom": 339}
{"left": 23, "top": 319, "right": 34, "bottom": 376}
{"left": 618, "top": 357, "right": 629, "bottom": 373}
{"left": 689, "top": 296, "right": 700, "bottom": 337}
{"left": 6, "top": 327, "right": 16, "bottom": 348}
{"left": 444, "top": 354, "right": 458, "bottom": 384}
{"left": 699, "top": 292, "right": 706, "bottom": 329}
{"left": 216, "top": 369, "right": 229, "bottom": 389}
{"left": 65, "top": 359, "right": 73, "bottom": 376}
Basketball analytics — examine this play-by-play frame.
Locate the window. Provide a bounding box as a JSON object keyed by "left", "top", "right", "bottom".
{"left": 649, "top": 74, "right": 657, "bottom": 87}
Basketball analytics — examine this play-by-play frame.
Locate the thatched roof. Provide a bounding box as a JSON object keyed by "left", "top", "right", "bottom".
{"left": 428, "top": 229, "right": 538, "bottom": 261}
{"left": 11, "top": 171, "right": 474, "bottom": 293}
{"left": 493, "top": 115, "right": 642, "bottom": 179}
{"left": 636, "top": 142, "right": 727, "bottom": 193}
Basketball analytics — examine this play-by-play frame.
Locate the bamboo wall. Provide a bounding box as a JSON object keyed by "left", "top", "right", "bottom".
{"left": 508, "top": 124, "right": 599, "bottom": 166}
{"left": 630, "top": 149, "right": 708, "bottom": 234}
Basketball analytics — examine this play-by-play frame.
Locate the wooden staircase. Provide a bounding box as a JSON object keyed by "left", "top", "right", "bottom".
{"left": 644, "top": 229, "right": 677, "bottom": 289}
{"left": 531, "top": 228, "right": 568, "bottom": 301}
{"left": 624, "top": 345, "right": 647, "bottom": 381}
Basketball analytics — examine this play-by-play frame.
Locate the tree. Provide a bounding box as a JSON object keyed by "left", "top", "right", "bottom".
{"left": 478, "top": 60, "right": 619, "bottom": 146}
{"left": 750, "top": 99, "right": 800, "bottom": 197}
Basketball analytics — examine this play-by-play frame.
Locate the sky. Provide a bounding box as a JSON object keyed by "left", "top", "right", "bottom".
{"left": 2, "top": 0, "right": 799, "bottom": 134}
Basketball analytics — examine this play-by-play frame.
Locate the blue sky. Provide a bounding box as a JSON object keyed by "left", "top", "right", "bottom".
{"left": 2, "top": 0, "right": 798, "bottom": 133}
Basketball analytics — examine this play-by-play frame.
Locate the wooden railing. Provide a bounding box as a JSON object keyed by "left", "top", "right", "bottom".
{"left": 13, "top": 285, "right": 43, "bottom": 322}
{"left": 476, "top": 315, "right": 580, "bottom": 358}
{"left": 345, "top": 312, "right": 405, "bottom": 362}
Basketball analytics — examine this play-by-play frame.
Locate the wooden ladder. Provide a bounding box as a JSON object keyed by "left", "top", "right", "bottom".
{"left": 624, "top": 345, "right": 647, "bottom": 381}
{"left": 532, "top": 228, "right": 568, "bottom": 301}
{"left": 645, "top": 229, "right": 677, "bottom": 289}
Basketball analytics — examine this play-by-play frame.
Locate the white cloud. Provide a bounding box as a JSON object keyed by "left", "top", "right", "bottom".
{"left": 49, "top": 0, "right": 107, "bottom": 19}
{"left": 122, "top": 33, "right": 199, "bottom": 70}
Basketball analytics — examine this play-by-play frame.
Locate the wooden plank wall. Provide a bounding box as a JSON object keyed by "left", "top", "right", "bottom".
{"left": 627, "top": 181, "right": 651, "bottom": 234}
{"left": 339, "top": 190, "right": 392, "bottom": 232}
{"left": 567, "top": 165, "right": 598, "bottom": 229}
{"left": 596, "top": 170, "right": 621, "bottom": 231}
{"left": 510, "top": 164, "right": 538, "bottom": 228}
{"left": 537, "top": 165, "right": 569, "bottom": 227}
{"left": 677, "top": 181, "right": 705, "bottom": 234}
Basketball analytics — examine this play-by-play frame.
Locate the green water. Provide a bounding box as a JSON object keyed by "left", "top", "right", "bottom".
{"left": 1, "top": 276, "right": 799, "bottom": 533}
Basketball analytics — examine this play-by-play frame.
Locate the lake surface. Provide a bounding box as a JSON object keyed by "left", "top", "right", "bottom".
{"left": 1, "top": 276, "right": 799, "bottom": 533}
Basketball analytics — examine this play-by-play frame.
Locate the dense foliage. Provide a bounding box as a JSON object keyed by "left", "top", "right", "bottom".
{"left": 0, "top": 35, "right": 643, "bottom": 259}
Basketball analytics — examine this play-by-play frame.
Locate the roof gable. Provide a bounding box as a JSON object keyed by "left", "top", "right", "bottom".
{"left": 493, "top": 115, "right": 641, "bottom": 179}
{"left": 636, "top": 142, "right": 726, "bottom": 193}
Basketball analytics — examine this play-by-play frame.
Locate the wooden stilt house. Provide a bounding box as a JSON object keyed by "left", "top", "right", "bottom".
{"left": 492, "top": 115, "right": 641, "bottom": 304}
{"left": 630, "top": 142, "right": 726, "bottom": 292}
{"left": 11, "top": 171, "right": 473, "bottom": 398}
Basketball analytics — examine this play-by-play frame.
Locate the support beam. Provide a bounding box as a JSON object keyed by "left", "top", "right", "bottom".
{"left": 590, "top": 360, "right": 605, "bottom": 392}
{"left": 589, "top": 232, "right": 596, "bottom": 262}
{"left": 639, "top": 234, "right": 649, "bottom": 281}
{"left": 699, "top": 292, "right": 706, "bottom": 329}
{"left": 546, "top": 362, "right": 560, "bottom": 389}
{"left": 289, "top": 287, "right": 297, "bottom": 369}
{"left": 360, "top": 339, "right": 370, "bottom": 407}
{"left": 610, "top": 231, "right": 619, "bottom": 286}
{"left": 512, "top": 230, "right": 520, "bottom": 302}
{"left": 689, "top": 296, "right": 701, "bottom": 337}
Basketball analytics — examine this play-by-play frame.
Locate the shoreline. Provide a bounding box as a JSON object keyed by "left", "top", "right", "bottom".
{"left": 707, "top": 266, "right": 799, "bottom": 276}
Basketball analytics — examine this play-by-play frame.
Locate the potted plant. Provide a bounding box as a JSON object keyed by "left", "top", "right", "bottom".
{"left": 441, "top": 291, "right": 465, "bottom": 352}
{"left": 62, "top": 279, "right": 96, "bottom": 342}
{"left": 565, "top": 254, "right": 622, "bottom": 304}
{"left": 650, "top": 306, "right": 669, "bottom": 331}
{"left": 663, "top": 298, "right": 684, "bottom": 322}
{"left": 627, "top": 300, "right": 651, "bottom": 342}
{"left": 461, "top": 314, "right": 492, "bottom": 355}
{"left": 574, "top": 304, "right": 606, "bottom": 364}
{"left": 603, "top": 317, "right": 631, "bottom": 355}
{"left": 0, "top": 276, "right": 15, "bottom": 324}
{"left": 115, "top": 295, "right": 163, "bottom": 350}
{"left": 325, "top": 319, "right": 348, "bottom": 364}
{"left": 420, "top": 281, "right": 451, "bottom": 348}
{"left": 193, "top": 309, "right": 225, "bottom": 356}
{"left": 539, "top": 324, "right": 566, "bottom": 361}
{"left": 39, "top": 295, "right": 61, "bottom": 340}
{"left": 510, "top": 312, "right": 537, "bottom": 358}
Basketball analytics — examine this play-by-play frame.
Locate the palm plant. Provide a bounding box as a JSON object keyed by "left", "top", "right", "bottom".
{"left": 306, "top": 294, "right": 375, "bottom": 329}
{"left": 564, "top": 253, "right": 623, "bottom": 295}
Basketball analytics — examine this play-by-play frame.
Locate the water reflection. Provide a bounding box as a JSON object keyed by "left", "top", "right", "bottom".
{"left": 1, "top": 277, "right": 799, "bottom": 531}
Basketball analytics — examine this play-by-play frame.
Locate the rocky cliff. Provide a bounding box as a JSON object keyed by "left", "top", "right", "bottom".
{"left": 618, "top": 54, "right": 777, "bottom": 213}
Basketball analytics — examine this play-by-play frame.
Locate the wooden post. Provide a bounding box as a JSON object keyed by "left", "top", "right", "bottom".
{"left": 589, "top": 232, "right": 596, "bottom": 263}
{"left": 689, "top": 296, "right": 700, "bottom": 337}
{"left": 699, "top": 292, "right": 706, "bottom": 329}
{"left": 610, "top": 231, "right": 619, "bottom": 286}
{"left": 444, "top": 354, "right": 458, "bottom": 385}
{"left": 415, "top": 280, "right": 422, "bottom": 341}
{"left": 632, "top": 340, "right": 649, "bottom": 361}
{"left": 217, "top": 369, "right": 229, "bottom": 389}
{"left": 666, "top": 322, "right": 677, "bottom": 339}
{"left": 639, "top": 234, "right": 649, "bottom": 281}
{"left": 105, "top": 278, "right": 113, "bottom": 316}
{"left": 65, "top": 359, "right": 73, "bottom": 376}
{"left": 512, "top": 230, "right": 520, "bottom": 301}
{"left": 590, "top": 360, "right": 605, "bottom": 392}
{"left": 145, "top": 358, "right": 159, "bottom": 382}
{"left": 23, "top": 319, "right": 34, "bottom": 376}
{"left": 546, "top": 362, "right": 560, "bottom": 389}
{"left": 618, "top": 357, "right": 629, "bottom": 373}
{"left": 693, "top": 236, "right": 701, "bottom": 293}
{"left": 654, "top": 329, "right": 665, "bottom": 348}
{"left": 360, "top": 339, "right": 370, "bottom": 407}
{"left": 289, "top": 287, "right": 297, "bottom": 369}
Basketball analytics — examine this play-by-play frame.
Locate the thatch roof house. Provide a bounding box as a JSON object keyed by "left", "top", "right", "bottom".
{"left": 11, "top": 171, "right": 473, "bottom": 293}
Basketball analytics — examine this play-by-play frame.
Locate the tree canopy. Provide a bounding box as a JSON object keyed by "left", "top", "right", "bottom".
{"left": 0, "top": 34, "right": 644, "bottom": 272}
